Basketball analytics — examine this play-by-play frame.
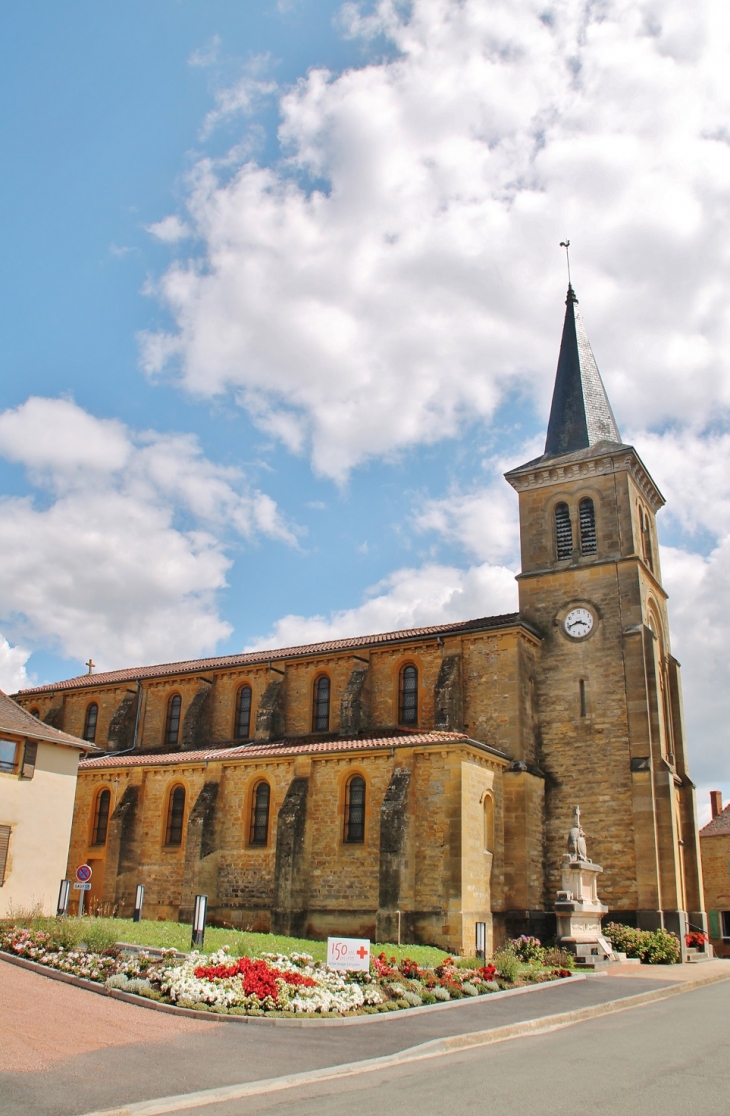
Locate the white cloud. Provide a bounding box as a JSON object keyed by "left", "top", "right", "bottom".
{"left": 0, "top": 398, "right": 294, "bottom": 670}
{"left": 414, "top": 481, "right": 519, "bottom": 564}
{"left": 146, "top": 215, "right": 192, "bottom": 244}
{"left": 141, "top": 0, "right": 730, "bottom": 480}
{"left": 246, "top": 560, "right": 517, "bottom": 651}
{"left": 0, "top": 635, "right": 31, "bottom": 694}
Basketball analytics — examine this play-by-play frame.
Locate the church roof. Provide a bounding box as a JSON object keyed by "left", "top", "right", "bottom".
{"left": 78, "top": 729, "right": 510, "bottom": 770}
{"left": 16, "top": 612, "right": 536, "bottom": 696}
{"left": 700, "top": 803, "right": 730, "bottom": 837}
{"left": 0, "top": 689, "right": 97, "bottom": 752}
{"left": 544, "top": 285, "right": 622, "bottom": 458}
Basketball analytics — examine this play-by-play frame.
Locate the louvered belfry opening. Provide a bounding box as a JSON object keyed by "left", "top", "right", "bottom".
{"left": 555, "top": 502, "right": 573, "bottom": 560}
{"left": 579, "top": 497, "right": 597, "bottom": 555}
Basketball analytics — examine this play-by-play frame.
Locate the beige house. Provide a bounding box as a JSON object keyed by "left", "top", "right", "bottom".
{"left": 0, "top": 691, "right": 94, "bottom": 917}
{"left": 700, "top": 791, "right": 730, "bottom": 958}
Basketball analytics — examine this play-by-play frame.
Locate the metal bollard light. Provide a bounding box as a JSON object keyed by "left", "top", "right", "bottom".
{"left": 191, "top": 894, "right": 208, "bottom": 949}
{"left": 475, "top": 921, "right": 486, "bottom": 963}
{"left": 133, "top": 884, "right": 145, "bottom": 923}
{"left": 56, "top": 880, "right": 71, "bottom": 918}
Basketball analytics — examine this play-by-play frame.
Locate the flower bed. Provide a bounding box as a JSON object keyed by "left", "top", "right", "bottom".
{"left": 0, "top": 929, "right": 573, "bottom": 1016}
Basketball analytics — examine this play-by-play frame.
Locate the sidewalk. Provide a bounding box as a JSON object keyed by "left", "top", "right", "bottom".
{"left": 2, "top": 958, "right": 729, "bottom": 1116}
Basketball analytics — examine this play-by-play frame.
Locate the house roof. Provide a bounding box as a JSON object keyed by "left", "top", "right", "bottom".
{"left": 78, "top": 729, "right": 510, "bottom": 770}
{"left": 700, "top": 804, "right": 730, "bottom": 837}
{"left": 543, "top": 285, "right": 622, "bottom": 458}
{"left": 17, "top": 612, "right": 533, "bottom": 697}
{"left": 0, "top": 690, "right": 97, "bottom": 752}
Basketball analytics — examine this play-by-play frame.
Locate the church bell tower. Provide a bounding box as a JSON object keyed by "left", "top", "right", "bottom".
{"left": 505, "top": 286, "right": 705, "bottom": 939}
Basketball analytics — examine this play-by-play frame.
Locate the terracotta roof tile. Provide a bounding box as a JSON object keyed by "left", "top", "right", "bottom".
{"left": 700, "top": 804, "right": 730, "bottom": 837}
{"left": 78, "top": 730, "right": 509, "bottom": 770}
{"left": 0, "top": 690, "right": 97, "bottom": 752}
{"left": 16, "top": 613, "right": 529, "bottom": 697}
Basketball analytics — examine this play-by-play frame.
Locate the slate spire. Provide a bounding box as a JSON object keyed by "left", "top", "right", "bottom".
{"left": 544, "top": 286, "right": 621, "bottom": 457}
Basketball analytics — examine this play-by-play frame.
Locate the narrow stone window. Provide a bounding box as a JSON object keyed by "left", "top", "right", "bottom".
{"left": 640, "top": 506, "right": 654, "bottom": 572}
{"left": 166, "top": 694, "right": 182, "bottom": 746}
{"left": 83, "top": 702, "right": 98, "bottom": 743}
{"left": 312, "top": 675, "right": 330, "bottom": 732}
{"left": 165, "top": 785, "right": 186, "bottom": 846}
{"left": 0, "top": 824, "right": 10, "bottom": 886}
{"left": 236, "top": 685, "right": 252, "bottom": 740}
{"left": 249, "top": 781, "right": 270, "bottom": 846}
{"left": 484, "top": 795, "right": 495, "bottom": 853}
{"left": 555, "top": 502, "right": 573, "bottom": 560}
{"left": 579, "top": 498, "right": 597, "bottom": 555}
{"left": 579, "top": 679, "right": 587, "bottom": 718}
{"left": 30, "top": 708, "right": 40, "bottom": 718}
{"left": 92, "top": 788, "right": 111, "bottom": 845}
{"left": 399, "top": 665, "right": 418, "bottom": 726}
{"left": 344, "top": 775, "right": 366, "bottom": 843}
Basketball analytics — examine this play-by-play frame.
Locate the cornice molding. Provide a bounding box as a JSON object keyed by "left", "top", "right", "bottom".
{"left": 505, "top": 445, "right": 664, "bottom": 512}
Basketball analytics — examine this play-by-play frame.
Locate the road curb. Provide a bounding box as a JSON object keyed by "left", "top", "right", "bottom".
{"left": 0, "top": 949, "right": 589, "bottom": 1027}
{"left": 75, "top": 970, "right": 730, "bottom": 1116}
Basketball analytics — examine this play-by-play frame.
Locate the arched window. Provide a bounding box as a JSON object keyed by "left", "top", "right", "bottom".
{"left": 83, "top": 703, "right": 98, "bottom": 743}
{"left": 555, "top": 502, "right": 572, "bottom": 560}
{"left": 236, "top": 685, "right": 253, "bottom": 740}
{"left": 249, "top": 781, "right": 270, "bottom": 846}
{"left": 399, "top": 665, "right": 418, "bottom": 726}
{"left": 165, "top": 785, "right": 186, "bottom": 846}
{"left": 344, "top": 775, "right": 366, "bottom": 843}
{"left": 579, "top": 497, "right": 597, "bottom": 555}
{"left": 165, "top": 694, "right": 182, "bottom": 746}
{"left": 483, "top": 795, "right": 495, "bottom": 853}
{"left": 312, "top": 675, "right": 330, "bottom": 732}
{"left": 92, "top": 788, "right": 111, "bottom": 845}
{"left": 30, "top": 708, "right": 40, "bottom": 719}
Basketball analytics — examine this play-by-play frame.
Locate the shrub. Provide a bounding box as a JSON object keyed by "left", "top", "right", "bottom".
{"left": 420, "top": 991, "right": 437, "bottom": 1005}
{"left": 493, "top": 948, "right": 519, "bottom": 982}
{"left": 603, "top": 923, "right": 649, "bottom": 959}
{"left": 400, "top": 990, "right": 423, "bottom": 1007}
{"left": 509, "top": 936, "right": 546, "bottom": 965}
{"left": 544, "top": 948, "right": 574, "bottom": 969}
{"left": 80, "top": 921, "right": 120, "bottom": 955}
{"left": 461, "top": 982, "right": 479, "bottom": 996}
{"left": 643, "top": 929, "right": 680, "bottom": 965}
{"left": 432, "top": 986, "right": 451, "bottom": 1001}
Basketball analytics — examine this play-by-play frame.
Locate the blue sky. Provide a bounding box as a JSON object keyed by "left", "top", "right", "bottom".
{"left": 2, "top": 0, "right": 730, "bottom": 807}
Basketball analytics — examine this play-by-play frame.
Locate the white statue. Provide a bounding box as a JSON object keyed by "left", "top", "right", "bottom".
{"left": 567, "top": 805, "right": 589, "bottom": 862}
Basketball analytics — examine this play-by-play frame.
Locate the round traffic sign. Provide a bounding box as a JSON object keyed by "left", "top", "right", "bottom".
{"left": 76, "top": 864, "right": 92, "bottom": 883}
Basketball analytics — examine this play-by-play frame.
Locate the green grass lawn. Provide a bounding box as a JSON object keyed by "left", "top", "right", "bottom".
{"left": 8, "top": 915, "right": 450, "bottom": 966}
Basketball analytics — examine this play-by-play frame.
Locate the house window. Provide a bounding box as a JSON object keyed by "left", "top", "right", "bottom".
{"left": 20, "top": 741, "right": 37, "bottom": 780}
{"left": 579, "top": 498, "right": 597, "bottom": 555}
{"left": 236, "top": 685, "right": 253, "bottom": 740}
{"left": 165, "top": 786, "right": 186, "bottom": 846}
{"left": 0, "top": 740, "right": 16, "bottom": 773}
{"left": 92, "top": 789, "right": 111, "bottom": 845}
{"left": 555, "top": 502, "right": 572, "bottom": 560}
{"left": 0, "top": 824, "right": 10, "bottom": 885}
{"left": 83, "top": 703, "right": 99, "bottom": 743}
{"left": 249, "top": 782, "right": 270, "bottom": 846}
{"left": 166, "top": 695, "right": 182, "bottom": 747}
{"left": 312, "top": 676, "right": 330, "bottom": 732}
{"left": 344, "top": 775, "right": 366, "bottom": 843}
{"left": 399, "top": 665, "right": 418, "bottom": 726}
{"left": 722, "top": 911, "right": 730, "bottom": 939}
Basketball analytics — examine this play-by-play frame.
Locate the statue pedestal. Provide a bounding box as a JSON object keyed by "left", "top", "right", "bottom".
{"left": 555, "top": 855, "right": 614, "bottom": 965}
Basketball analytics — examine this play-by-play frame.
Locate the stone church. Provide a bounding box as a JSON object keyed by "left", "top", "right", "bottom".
{"left": 15, "top": 286, "right": 706, "bottom": 954}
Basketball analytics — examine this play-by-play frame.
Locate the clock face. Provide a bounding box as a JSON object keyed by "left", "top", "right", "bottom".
{"left": 564, "top": 607, "right": 594, "bottom": 639}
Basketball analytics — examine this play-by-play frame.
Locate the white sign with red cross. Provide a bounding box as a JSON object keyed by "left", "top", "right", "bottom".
{"left": 326, "top": 937, "right": 371, "bottom": 971}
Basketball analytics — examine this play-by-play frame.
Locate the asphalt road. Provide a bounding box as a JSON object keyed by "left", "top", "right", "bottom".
{"left": 1, "top": 967, "right": 681, "bottom": 1116}
{"left": 175, "top": 979, "right": 730, "bottom": 1116}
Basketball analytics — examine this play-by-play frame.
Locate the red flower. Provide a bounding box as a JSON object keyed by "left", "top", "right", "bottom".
{"left": 193, "top": 957, "right": 316, "bottom": 1003}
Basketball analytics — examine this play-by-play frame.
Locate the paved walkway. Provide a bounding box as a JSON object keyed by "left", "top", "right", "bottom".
{"left": 1, "top": 959, "right": 728, "bottom": 1116}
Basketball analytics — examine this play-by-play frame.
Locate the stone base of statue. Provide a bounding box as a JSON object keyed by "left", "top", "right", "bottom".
{"left": 555, "top": 854, "right": 615, "bottom": 967}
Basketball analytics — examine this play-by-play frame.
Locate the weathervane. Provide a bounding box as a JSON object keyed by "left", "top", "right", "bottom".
{"left": 560, "top": 239, "right": 572, "bottom": 286}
